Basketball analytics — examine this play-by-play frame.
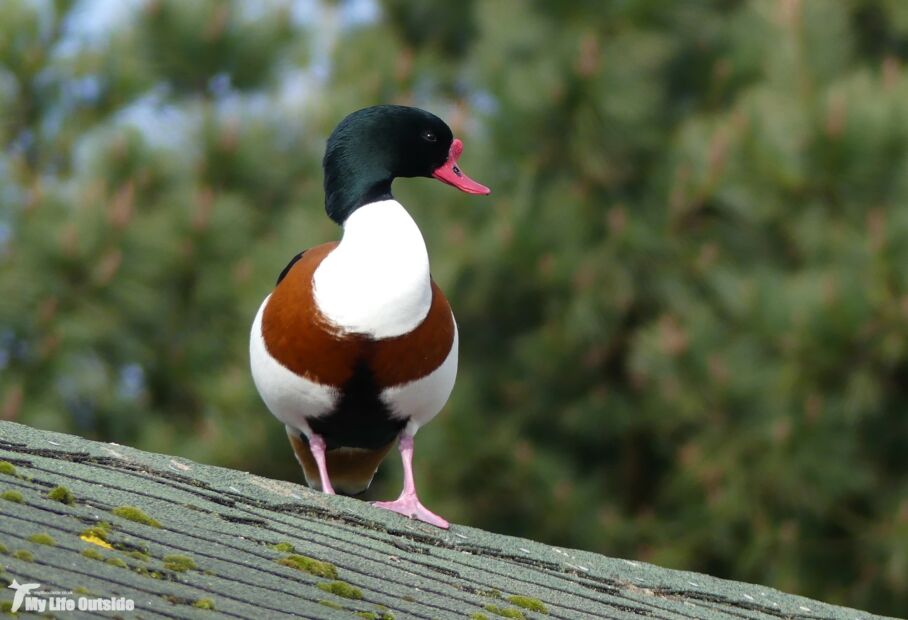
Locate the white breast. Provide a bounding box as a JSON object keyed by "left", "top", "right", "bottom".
{"left": 382, "top": 322, "right": 459, "bottom": 437}
{"left": 312, "top": 199, "right": 432, "bottom": 339}
{"left": 249, "top": 295, "right": 338, "bottom": 435}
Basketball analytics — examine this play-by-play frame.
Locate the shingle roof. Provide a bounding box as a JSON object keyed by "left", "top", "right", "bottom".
{"left": 0, "top": 421, "right": 892, "bottom": 619}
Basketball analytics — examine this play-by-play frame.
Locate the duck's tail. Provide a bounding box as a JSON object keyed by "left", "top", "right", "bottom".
{"left": 285, "top": 426, "right": 394, "bottom": 496}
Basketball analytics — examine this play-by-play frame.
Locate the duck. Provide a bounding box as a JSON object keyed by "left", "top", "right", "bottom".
{"left": 249, "top": 105, "right": 490, "bottom": 529}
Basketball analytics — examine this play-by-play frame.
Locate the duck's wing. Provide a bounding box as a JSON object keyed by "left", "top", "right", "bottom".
{"left": 276, "top": 250, "right": 307, "bottom": 285}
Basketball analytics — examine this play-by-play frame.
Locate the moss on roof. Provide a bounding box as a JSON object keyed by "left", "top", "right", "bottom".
{"left": 0, "top": 421, "right": 894, "bottom": 619}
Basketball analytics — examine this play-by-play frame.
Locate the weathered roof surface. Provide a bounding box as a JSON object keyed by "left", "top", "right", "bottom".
{"left": 0, "top": 421, "right": 892, "bottom": 620}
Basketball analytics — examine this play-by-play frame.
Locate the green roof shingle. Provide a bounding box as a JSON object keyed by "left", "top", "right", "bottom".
{"left": 0, "top": 421, "right": 892, "bottom": 619}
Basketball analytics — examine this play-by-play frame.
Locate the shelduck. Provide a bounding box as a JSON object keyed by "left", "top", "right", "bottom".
{"left": 250, "top": 105, "right": 490, "bottom": 528}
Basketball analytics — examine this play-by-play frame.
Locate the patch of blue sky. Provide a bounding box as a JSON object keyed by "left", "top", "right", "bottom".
{"left": 470, "top": 90, "right": 499, "bottom": 116}
{"left": 64, "top": 0, "right": 357, "bottom": 37}
{"left": 62, "top": 0, "right": 143, "bottom": 44}
{"left": 272, "top": 0, "right": 378, "bottom": 29}
{"left": 114, "top": 88, "right": 194, "bottom": 147}
{"left": 339, "top": 0, "right": 380, "bottom": 28}
{"left": 118, "top": 363, "right": 145, "bottom": 400}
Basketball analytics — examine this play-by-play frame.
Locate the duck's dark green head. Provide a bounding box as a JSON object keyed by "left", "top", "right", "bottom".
{"left": 323, "top": 105, "right": 490, "bottom": 224}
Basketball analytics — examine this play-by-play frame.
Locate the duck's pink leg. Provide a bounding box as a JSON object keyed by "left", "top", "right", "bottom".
{"left": 373, "top": 435, "right": 449, "bottom": 529}
{"left": 308, "top": 434, "right": 335, "bottom": 495}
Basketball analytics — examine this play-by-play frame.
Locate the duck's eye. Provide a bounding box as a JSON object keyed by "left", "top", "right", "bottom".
{"left": 421, "top": 129, "right": 437, "bottom": 143}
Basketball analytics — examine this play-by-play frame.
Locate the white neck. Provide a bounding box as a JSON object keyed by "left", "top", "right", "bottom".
{"left": 313, "top": 199, "right": 432, "bottom": 339}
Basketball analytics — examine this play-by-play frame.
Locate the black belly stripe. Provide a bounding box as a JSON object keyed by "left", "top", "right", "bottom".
{"left": 307, "top": 362, "right": 406, "bottom": 450}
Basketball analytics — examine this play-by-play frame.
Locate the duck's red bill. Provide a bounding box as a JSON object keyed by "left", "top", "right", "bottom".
{"left": 432, "top": 138, "right": 491, "bottom": 195}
